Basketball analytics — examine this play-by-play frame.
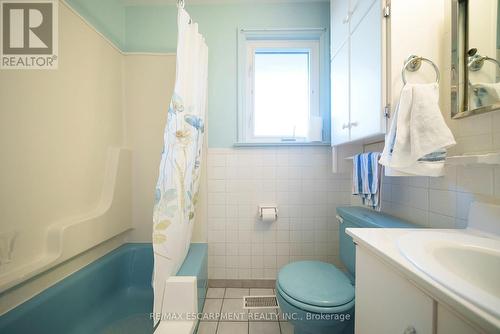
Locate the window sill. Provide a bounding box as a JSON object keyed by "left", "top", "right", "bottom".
{"left": 233, "top": 141, "right": 331, "bottom": 147}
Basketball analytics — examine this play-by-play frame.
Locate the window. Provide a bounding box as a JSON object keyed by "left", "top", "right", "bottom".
{"left": 237, "top": 28, "right": 328, "bottom": 144}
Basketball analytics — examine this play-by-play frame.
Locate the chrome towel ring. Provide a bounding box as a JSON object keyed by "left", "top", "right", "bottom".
{"left": 402, "top": 55, "right": 440, "bottom": 85}
{"left": 468, "top": 53, "right": 500, "bottom": 72}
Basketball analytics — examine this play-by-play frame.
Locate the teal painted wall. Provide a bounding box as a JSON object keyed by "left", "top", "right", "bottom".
{"left": 64, "top": 1, "right": 330, "bottom": 148}
{"left": 65, "top": 0, "right": 125, "bottom": 49}
{"left": 125, "top": 3, "right": 330, "bottom": 147}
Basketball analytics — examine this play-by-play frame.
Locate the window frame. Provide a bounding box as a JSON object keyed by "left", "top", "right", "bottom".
{"left": 237, "top": 28, "right": 329, "bottom": 145}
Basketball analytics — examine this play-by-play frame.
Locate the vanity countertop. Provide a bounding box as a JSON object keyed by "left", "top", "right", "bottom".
{"left": 346, "top": 228, "right": 500, "bottom": 333}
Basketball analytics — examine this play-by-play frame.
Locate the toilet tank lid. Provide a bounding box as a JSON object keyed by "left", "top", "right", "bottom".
{"left": 337, "top": 207, "right": 416, "bottom": 228}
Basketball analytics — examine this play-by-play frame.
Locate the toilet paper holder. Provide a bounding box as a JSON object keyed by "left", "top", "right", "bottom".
{"left": 258, "top": 205, "right": 278, "bottom": 219}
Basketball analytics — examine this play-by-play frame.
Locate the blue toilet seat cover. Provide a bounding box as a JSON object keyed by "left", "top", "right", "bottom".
{"left": 277, "top": 261, "right": 354, "bottom": 308}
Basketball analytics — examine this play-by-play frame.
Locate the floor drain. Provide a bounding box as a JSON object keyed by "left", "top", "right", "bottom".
{"left": 243, "top": 295, "right": 279, "bottom": 309}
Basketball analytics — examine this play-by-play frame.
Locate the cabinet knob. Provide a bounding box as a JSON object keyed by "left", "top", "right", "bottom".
{"left": 342, "top": 123, "right": 350, "bottom": 130}
{"left": 350, "top": 121, "right": 359, "bottom": 127}
{"left": 403, "top": 326, "right": 416, "bottom": 334}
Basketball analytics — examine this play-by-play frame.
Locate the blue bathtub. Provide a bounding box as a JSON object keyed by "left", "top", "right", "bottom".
{"left": 0, "top": 243, "right": 207, "bottom": 334}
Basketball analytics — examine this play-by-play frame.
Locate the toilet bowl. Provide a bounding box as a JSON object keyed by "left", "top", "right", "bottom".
{"left": 276, "top": 261, "right": 354, "bottom": 334}
{"left": 276, "top": 206, "right": 416, "bottom": 334}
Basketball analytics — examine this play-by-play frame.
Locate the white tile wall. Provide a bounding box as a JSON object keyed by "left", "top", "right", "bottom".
{"left": 359, "top": 112, "right": 500, "bottom": 230}
{"left": 207, "top": 112, "right": 500, "bottom": 279}
{"left": 206, "top": 146, "right": 351, "bottom": 279}
{"left": 379, "top": 164, "right": 500, "bottom": 229}
{"left": 381, "top": 163, "right": 500, "bottom": 229}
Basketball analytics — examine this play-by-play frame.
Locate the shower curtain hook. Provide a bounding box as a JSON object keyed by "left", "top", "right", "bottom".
{"left": 177, "top": 0, "right": 185, "bottom": 9}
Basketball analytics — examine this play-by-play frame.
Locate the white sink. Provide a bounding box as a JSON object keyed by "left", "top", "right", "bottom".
{"left": 398, "top": 231, "right": 500, "bottom": 318}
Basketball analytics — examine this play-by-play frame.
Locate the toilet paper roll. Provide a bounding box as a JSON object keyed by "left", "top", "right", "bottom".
{"left": 261, "top": 208, "right": 277, "bottom": 222}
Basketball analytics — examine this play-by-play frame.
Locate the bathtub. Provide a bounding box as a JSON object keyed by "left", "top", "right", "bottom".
{"left": 0, "top": 243, "right": 207, "bottom": 334}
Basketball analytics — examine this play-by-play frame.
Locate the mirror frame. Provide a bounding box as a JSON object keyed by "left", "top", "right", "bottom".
{"left": 451, "top": 0, "right": 500, "bottom": 119}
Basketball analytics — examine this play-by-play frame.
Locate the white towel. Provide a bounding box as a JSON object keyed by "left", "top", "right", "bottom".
{"left": 352, "top": 152, "right": 383, "bottom": 211}
{"left": 379, "top": 83, "right": 456, "bottom": 177}
{"left": 469, "top": 82, "right": 500, "bottom": 109}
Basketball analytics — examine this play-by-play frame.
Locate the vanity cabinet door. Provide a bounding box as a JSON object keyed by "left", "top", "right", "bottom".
{"left": 349, "top": 0, "right": 384, "bottom": 142}
{"left": 437, "top": 304, "right": 483, "bottom": 334}
{"left": 355, "top": 246, "right": 434, "bottom": 334}
{"left": 331, "top": 0, "right": 350, "bottom": 57}
{"left": 331, "top": 42, "right": 351, "bottom": 145}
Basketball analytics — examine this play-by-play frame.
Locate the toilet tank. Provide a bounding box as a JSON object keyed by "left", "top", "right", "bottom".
{"left": 336, "top": 207, "right": 415, "bottom": 280}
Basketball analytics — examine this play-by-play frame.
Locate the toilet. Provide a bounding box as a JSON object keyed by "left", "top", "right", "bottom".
{"left": 276, "top": 206, "right": 415, "bottom": 334}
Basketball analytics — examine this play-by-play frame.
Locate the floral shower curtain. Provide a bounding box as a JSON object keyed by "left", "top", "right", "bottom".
{"left": 152, "top": 7, "right": 208, "bottom": 318}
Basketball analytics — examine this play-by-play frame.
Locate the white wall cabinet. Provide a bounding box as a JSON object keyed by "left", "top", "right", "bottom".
{"left": 355, "top": 245, "right": 485, "bottom": 334}
{"left": 349, "top": 2, "right": 383, "bottom": 142}
{"left": 350, "top": 0, "right": 378, "bottom": 30}
{"left": 330, "top": 0, "right": 350, "bottom": 57}
{"left": 330, "top": 0, "right": 387, "bottom": 146}
{"left": 331, "top": 42, "right": 351, "bottom": 144}
{"left": 330, "top": 0, "right": 446, "bottom": 148}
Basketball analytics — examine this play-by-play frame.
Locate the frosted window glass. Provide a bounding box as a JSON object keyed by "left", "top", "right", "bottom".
{"left": 254, "top": 52, "right": 310, "bottom": 138}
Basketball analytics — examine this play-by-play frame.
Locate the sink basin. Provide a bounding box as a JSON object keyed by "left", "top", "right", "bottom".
{"left": 398, "top": 231, "right": 500, "bottom": 318}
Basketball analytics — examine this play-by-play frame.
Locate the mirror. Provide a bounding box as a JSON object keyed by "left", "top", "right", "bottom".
{"left": 452, "top": 0, "right": 500, "bottom": 119}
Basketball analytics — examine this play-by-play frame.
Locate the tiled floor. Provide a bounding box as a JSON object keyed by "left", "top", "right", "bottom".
{"left": 198, "top": 288, "right": 293, "bottom": 334}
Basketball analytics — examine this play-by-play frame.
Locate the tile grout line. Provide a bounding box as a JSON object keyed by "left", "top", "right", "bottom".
{"left": 215, "top": 289, "right": 224, "bottom": 334}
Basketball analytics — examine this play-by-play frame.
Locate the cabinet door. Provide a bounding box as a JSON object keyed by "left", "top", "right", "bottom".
{"left": 349, "top": 0, "right": 384, "bottom": 141}
{"left": 437, "top": 304, "right": 483, "bottom": 334}
{"left": 331, "top": 0, "right": 350, "bottom": 57}
{"left": 331, "top": 42, "right": 351, "bottom": 145}
{"left": 355, "top": 246, "right": 434, "bottom": 334}
{"left": 350, "top": 0, "right": 378, "bottom": 32}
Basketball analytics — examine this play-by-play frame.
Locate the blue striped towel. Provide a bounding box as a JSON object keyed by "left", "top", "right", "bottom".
{"left": 352, "top": 152, "right": 383, "bottom": 211}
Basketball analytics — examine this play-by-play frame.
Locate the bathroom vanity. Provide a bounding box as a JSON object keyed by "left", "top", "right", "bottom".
{"left": 347, "top": 223, "right": 500, "bottom": 334}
